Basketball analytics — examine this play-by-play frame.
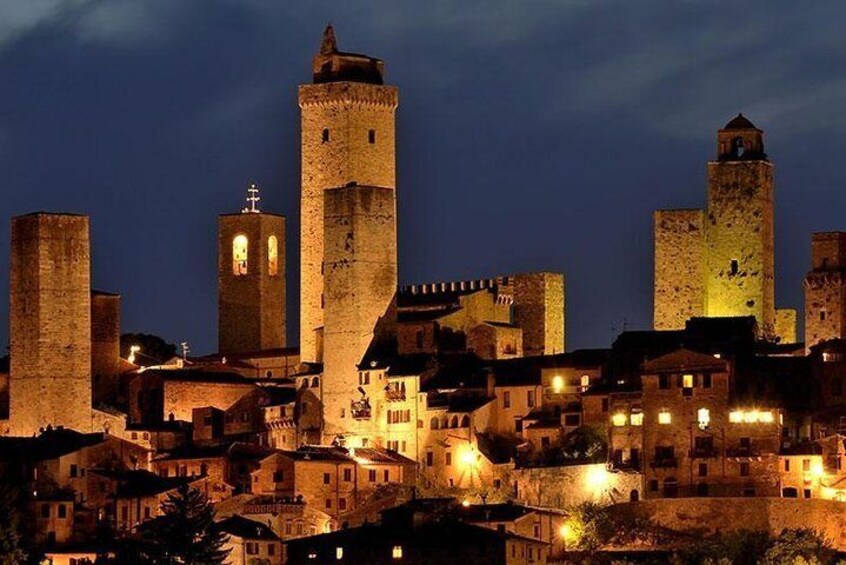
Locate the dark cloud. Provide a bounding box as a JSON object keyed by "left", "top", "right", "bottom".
{"left": 1, "top": 1, "right": 844, "bottom": 353}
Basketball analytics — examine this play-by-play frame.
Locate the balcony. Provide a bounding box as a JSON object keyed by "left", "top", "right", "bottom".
{"left": 650, "top": 458, "right": 678, "bottom": 469}
{"left": 725, "top": 446, "right": 760, "bottom": 458}
{"left": 385, "top": 389, "right": 406, "bottom": 402}
{"left": 609, "top": 459, "right": 641, "bottom": 472}
{"left": 689, "top": 447, "right": 719, "bottom": 459}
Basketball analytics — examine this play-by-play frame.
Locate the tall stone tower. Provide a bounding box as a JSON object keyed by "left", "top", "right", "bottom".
{"left": 705, "top": 114, "right": 775, "bottom": 333}
{"left": 654, "top": 115, "right": 788, "bottom": 340}
{"left": 804, "top": 232, "right": 846, "bottom": 351}
{"left": 91, "top": 290, "right": 121, "bottom": 406}
{"left": 218, "top": 185, "right": 286, "bottom": 354}
{"left": 299, "top": 25, "right": 398, "bottom": 363}
{"left": 322, "top": 183, "right": 397, "bottom": 442}
{"left": 512, "top": 272, "right": 566, "bottom": 355}
{"left": 9, "top": 213, "right": 93, "bottom": 435}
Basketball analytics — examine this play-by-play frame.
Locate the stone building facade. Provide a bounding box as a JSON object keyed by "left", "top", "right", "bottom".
{"left": 298, "top": 25, "right": 398, "bottom": 364}
{"left": 9, "top": 213, "right": 94, "bottom": 435}
{"left": 653, "top": 115, "right": 795, "bottom": 342}
{"left": 218, "top": 205, "right": 286, "bottom": 354}
{"left": 804, "top": 232, "right": 846, "bottom": 351}
{"left": 512, "top": 272, "right": 565, "bottom": 356}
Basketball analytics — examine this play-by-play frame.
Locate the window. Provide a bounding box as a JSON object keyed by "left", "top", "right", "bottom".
{"left": 273, "top": 471, "right": 283, "bottom": 483}
{"left": 144, "top": 506, "right": 151, "bottom": 519}
{"left": 56, "top": 504, "right": 66, "bottom": 519}
{"left": 41, "top": 504, "right": 50, "bottom": 518}
{"left": 336, "top": 547, "right": 344, "bottom": 560}
{"left": 658, "top": 410, "right": 671, "bottom": 424}
{"left": 740, "top": 462, "right": 750, "bottom": 477}
{"left": 369, "top": 469, "right": 377, "bottom": 481}
{"left": 360, "top": 372, "right": 370, "bottom": 385}
{"left": 426, "top": 452, "right": 433, "bottom": 466}
{"left": 702, "top": 373, "right": 712, "bottom": 388}
{"left": 246, "top": 542, "right": 258, "bottom": 555}
{"left": 802, "top": 459, "right": 811, "bottom": 472}
{"left": 611, "top": 413, "right": 627, "bottom": 427}
{"left": 446, "top": 452, "right": 452, "bottom": 466}
{"left": 343, "top": 468, "right": 352, "bottom": 482}
{"left": 339, "top": 498, "right": 347, "bottom": 511}
{"left": 551, "top": 375, "right": 564, "bottom": 393}
{"left": 804, "top": 488, "right": 812, "bottom": 499}
{"left": 233, "top": 234, "right": 249, "bottom": 275}
{"left": 682, "top": 374, "right": 694, "bottom": 388}
{"left": 581, "top": 374, "right": 590, "bottom": 391}
{"left": 392, "top": 545, "right": 403, "bottom": 559}
{"left": 323, "top": 473, "right": 331, "bottom": 485}
{"left": 527, "top": 390, "right": 535, "bottom": 408}
{"left": 630, "top": 489, "right": 639, "bottom": 502}
{"left": 630, "top": 411, "right": 643, "bottom": 426}
{"left": 70, "top": 464, "right": 78, "bottom": 478}
{"left": 541, "top": 436, "right": 550, "bottom": 447}
{"left": 785, "top": 459, "right": 790, "bottom": 472}
{"left": 325, "top": 499, "right": 332, "bottom": 509}
{"left": 268, "top": 544, "right": 276, "bottom": 556}
{"left": 430, "top": 417, "right": 439, "bottom": 430}
{"left": 821, "top": 310, "right": 827, "bottom": 321}
{"left": 697, "top": 408, "right": 710, "bottom": 429}
{"left": 384, "top": 469, "right": 389, "bottom": 482}
{"left": 322, "top": 128, "right": 330, "bottom": 143}
{"left": 698, "top": 463, "right": 708, "bottom": 477}
{"left": 730, "top": 259, "right": 739, "bottom": 275}
{"left": 368, "top": 129, "right": 376, "bottom": 144}
{"left": 659, "top": 374, "right": 670, "bottom": 390}
{"left": 268, "top": 235, "right": 279, "bottom": 276}
{"left": 503, "top": 391, "right": 511, "bottom": 408}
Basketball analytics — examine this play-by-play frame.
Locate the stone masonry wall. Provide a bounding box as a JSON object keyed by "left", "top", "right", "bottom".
{"left": 653, "top": 209, "right": 706, "bottom": 330}
{"left": 705, "top": 160, "right": 775, "bottom": 334}
{"left": 322, "top": 185, "right": 397, "bottom": 442}
{"left": 9, "top": 213, "right": 93, "bottom": 435}
{"left": 513, "top": 272, "right": 565, "bottom": 355}
{"left": 805, "top": 232, "right": 846, "bottom": 351}
{"left": 91, "top": 291, "right": 121, "bottom": 406}
{"left": 218, "top": 213, "right": 286, "bottom": 354}
{"left": 298, "top": 82, "right": 398, "bottom": 363}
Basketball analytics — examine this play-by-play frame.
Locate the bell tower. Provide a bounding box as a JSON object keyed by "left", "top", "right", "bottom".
{"left": 218, "top": 184, "right": 286, "bottom": 354}
{"left": 705, "top": 114, "right": 775, "bottom": 334}
{"left": 298, "top": 25, "right": 398, "bottom": 363}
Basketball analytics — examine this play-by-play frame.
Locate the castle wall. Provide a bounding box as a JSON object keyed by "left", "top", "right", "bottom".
{"left": 705, "top": 160, "right": 775, "bottom": 333}
{"left": 218, "top": 213, "right": 286, "bottom": 354}
{"left": 653, "top": 209, "right": 706, "bottom": 330}
{"left": 512, "top": 272, "right": 565, "bottom": 355}
{"left": 514, "top": 463, "right": 643, "bottom": 509}
{"left": 9, "top": 213, "right": 93, "bottom": 435}
{"left": 299, "top": 82, "right": 398, "bottom": 363}
{"left": 322, "top": 184, "right": 397, "bottom": 442}
{"left": 91, "top": 291, "right": 121, "bottom": 406}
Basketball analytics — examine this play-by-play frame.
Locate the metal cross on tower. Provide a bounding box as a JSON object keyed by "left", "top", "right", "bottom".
{"left": 242, "top": 183, "right": 261, "bottom": 213}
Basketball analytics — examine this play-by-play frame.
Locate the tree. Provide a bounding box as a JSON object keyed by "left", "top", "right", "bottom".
{"left": 0, "top": 482, "right": 27, "bottom": 565}
{"left": 120, "top": 333, "right": 177, "bottom": 366}
{"left": 760, "top": 529, "right": 833, "bottom": 565}
{"left": 130, "top": 485, "right": 229, "bottom": 564}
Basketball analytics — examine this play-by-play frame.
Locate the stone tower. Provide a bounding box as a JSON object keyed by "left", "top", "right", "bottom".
{"left": 512, "top": 272, "right": 566, "bottom": 355}
{"left": 322, "top": 184, "right": 397, "bottom": 442}
{"left": 9, "top": 213, "right": 93, "bottom": 435}
{"left": 218, "top": 186, "right": 286, "bottom": 354}
{"left": 91, "top": 290, "right": 121, "bottom": 406}
{"left": 654, "top": 115, "right": 788, "bottom": 340}
{"left": 804, "top": 232, "right": 846, "bottom": 351}
{"left": 299, "top": 25, "right": 398, "bottom": 363}
{"left": 704, "top": 114, "right": 775, "bottom": 333}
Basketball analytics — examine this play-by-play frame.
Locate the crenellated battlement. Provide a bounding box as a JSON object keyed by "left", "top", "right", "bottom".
{"left": 400, "top": 276, "right": 514, "bottom": 303}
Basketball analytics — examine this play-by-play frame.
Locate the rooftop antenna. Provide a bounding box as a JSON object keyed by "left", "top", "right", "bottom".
{"left": 242, "top": 183, "right": 261, "bottom": 214}
{"left": 181, "top": 341, "right": 190, "bottom": 360}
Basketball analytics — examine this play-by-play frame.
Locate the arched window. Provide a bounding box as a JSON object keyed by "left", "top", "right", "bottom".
{"left": 232, "top": 234, "right": 248, "bottom": 275}
{"left": 629, "top": 489, "right": 639, "bottom": 502}
{"left": 311, "top": 376, "right": 320, "bottom": 389}
{"left": 430, "top": 418, "right": 439, "bottom": 430}
{"left": 460, "top": 415, "right": 470, "bottom": 428}
{"left": 733, "top": 136, "right": 745, "bottom": 158}
{"left": 268, "top": 235, "right": 279, "bottom": 276}
{"left": 450, "top": 416, "right": 459, "bottom": 428}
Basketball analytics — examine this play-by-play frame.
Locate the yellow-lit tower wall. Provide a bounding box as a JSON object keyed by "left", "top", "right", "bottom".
{"left": 298, "top": 26, "right": 398, "bottom": 363}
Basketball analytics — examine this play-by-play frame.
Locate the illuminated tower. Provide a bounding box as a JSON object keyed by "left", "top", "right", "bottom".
{"left": 218, "top": 184, "right": 286, "bottom": 354}
{"left": 298, "top": 25, "right": 398, "bottom": 363}
{"left": 9, "top": 213, "right": 93, "bottom": 435}
{"left": 704, "top": 114, "right": 775, "bottom": 334}
{"left": 804, "top": 232, "right": 846, "bottom": 351}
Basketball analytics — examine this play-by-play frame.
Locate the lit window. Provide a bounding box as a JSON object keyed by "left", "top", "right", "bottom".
{"left": 729, "top": 410, "right": 743, "bottom": 423}
{"left": 268, "top": 235, "right": 278, "bottom": 276}
{"left": 630, "top": 412, "right": 643, "bottom": 426}
{"left": 658, "top": 410, "right": 671, "bottom": 425}
{"left": 552, "top": 376, "right": 564, "bottom": 393}
{"left": 682, "top": 374, "right": 694, "bottom": 388}
{"left": 232, "top": 234, "right": 248, "bottom": 275}
{"left": 336, "top": 547, "right": 344, "bottom": 560}
{"left": 392, "top": 545, "right": 403, "bottom": 559}
{"left": 697, "top": 408, "right": 710, "bottom": 429}
{"left": 580, "top": 374, "right": 590, "bottom": 391}
{"left": 308, "top": 552, "right": 317, "bottom": 560}
{"left": 611, "top": 413, "right": 627, "bottom": 427}
{"left": 759, "top": 411, "right": 774, "bottom": 423}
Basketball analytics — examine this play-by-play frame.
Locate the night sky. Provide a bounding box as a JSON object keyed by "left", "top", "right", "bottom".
{"left": 2, "top": 2, "right": 846, "bottom": 355}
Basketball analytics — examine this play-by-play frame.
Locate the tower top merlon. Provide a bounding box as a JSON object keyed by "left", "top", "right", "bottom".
{"left": 716, "top": 113, "right": 767, "bottom": 162}
{"left": 312, "top": 26, "right": 385, "bottom": 85}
